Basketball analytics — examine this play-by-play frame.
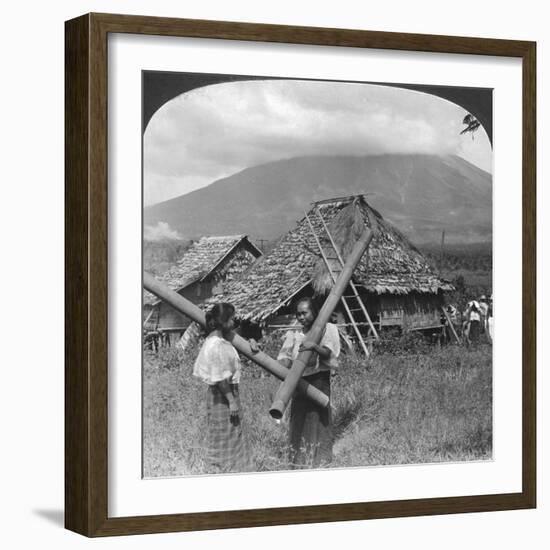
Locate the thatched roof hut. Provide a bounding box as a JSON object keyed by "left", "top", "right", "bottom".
{"left": 143, "top": 235, "right": 261, "bottom": 342}
{"left": 144, "top": 235, "right": 261, "bottom": 306}
{"left": 210, "top": 195, "right": 453, "bottom": 331}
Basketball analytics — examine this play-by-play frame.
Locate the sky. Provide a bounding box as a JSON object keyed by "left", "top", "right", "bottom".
{"left": 144, "top": 79, "right": 492, "bottom": 207}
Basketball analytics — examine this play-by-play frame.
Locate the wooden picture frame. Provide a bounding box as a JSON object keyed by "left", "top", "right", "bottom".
{"left": 65, "top": 12, "right": 536, "bottom": 537}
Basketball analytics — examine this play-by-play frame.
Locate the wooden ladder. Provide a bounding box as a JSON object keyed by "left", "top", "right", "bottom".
{"left": 143, "top": 306, "right": 159, "bottom": 330}
{"left": 304, "top": 207, "right": 379, "bottom": 357}
{"left": 143, "top": 307, "right": 155, "bottom": 329}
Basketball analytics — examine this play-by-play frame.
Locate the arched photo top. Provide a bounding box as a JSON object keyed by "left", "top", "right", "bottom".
{"left": 142, "top": 71, "right": 492, "bottom": 143}
{"left": 143, "top": 74, "right": 492, "bottom": 209}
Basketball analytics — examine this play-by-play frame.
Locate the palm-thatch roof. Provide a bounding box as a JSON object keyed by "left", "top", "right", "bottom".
{"left": 211, "top": 195, "right": 453, "bottom": 322}
{"left": 144, "top": 235, "right": 261, "bottom": 306}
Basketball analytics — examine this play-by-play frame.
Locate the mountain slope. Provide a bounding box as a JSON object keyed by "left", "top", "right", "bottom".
{"left": 144, "top": 154, "right": 492, "bottom": 244}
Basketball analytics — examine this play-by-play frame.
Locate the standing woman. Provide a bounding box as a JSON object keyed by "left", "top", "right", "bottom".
{"left": 193, "top": 303, "right": 251, "bottom": 473}
{"left": 465, "top": 299, "right": 482, "bottom": 345}
{"left": 277, "top": 297, "right": 340, "bottom": 468}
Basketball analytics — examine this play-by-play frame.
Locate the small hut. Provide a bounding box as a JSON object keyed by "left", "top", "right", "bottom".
{"left": 208, "top": 195, "right": 453, "bottom": 338}
{"left": 143, "top": 235, "right": 262, "bottom": 344}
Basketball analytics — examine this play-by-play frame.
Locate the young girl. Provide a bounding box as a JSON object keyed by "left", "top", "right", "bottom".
{"left": 193, "top": 303, "right": 251, "bottom": 473}
{"left": 277, "top": 297, "right": 340, "bottom": 468}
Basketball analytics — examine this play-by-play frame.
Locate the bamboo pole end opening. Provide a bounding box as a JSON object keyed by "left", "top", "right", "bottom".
{"left": 269, "top": 400, "right": 285, "bottom": 420}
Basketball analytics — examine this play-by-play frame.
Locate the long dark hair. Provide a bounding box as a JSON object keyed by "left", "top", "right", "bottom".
{"left": 205, "top": 302, "right": 235, "bottom": 335}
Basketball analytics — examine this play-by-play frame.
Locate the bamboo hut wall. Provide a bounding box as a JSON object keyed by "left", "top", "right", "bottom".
{"left": 377, "top": 291, "right": 444, "bottom": 329}
{"left": 143, "top": 303, "right": 156, "bottom": 328}
{"left": 155, "top": 282, "right": 213, "bottom": 330}
{"left": 261, "top": 284, "right": 443, "bottom": 333}
{"left": 403, "top": 292, "right": 445, "bottom": 329}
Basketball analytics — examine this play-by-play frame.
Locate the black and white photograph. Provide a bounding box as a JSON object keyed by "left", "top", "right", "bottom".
{"left": 1, "top": 0, "right": 544, "bottom": 544}
{"left": 142, "top": 72, "right": 493, "bottom": 477}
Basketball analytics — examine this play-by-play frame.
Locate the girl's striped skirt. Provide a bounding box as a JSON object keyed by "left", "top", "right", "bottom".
{"left": 204, "top": 384, "right": 251, "bottom": 473}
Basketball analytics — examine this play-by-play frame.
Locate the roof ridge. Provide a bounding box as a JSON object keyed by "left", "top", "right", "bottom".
{"left": 312, "top": 194, "right": 369, "bottom": 207}
{"left": 198, "top": 234, "right": 246, "bottom": 241}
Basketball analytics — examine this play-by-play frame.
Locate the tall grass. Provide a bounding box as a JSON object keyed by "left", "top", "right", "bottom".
{"left": 143, "top": 341, "right": 492, "bottom": 477}
{"left": 331, "top": 345, "right": 492, "bottom": 467}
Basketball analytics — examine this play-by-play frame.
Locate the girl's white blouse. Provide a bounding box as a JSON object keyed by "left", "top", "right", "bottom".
{"left": 192, "top": 333, "right": 241, "bottom": 385}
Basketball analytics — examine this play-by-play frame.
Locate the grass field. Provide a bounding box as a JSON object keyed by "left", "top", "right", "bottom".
{"left": 143, "top": 338, "right": 492, "bottom": 477}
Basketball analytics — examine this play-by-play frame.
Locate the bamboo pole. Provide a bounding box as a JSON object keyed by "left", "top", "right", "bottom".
{"left": 143, "top": 271, "right": 329, "bottom": 408}
{"left": 269, "top": 228, "right": 373, "bottom": 419}
{"left": 441, "top": 306, "right": 461, "bottom": 344}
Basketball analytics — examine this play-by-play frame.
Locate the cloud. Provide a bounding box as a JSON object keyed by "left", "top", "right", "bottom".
{"left": 144, "top": 222, "right": 181, "bottom": 241}
{"left": 144, "top": 79, "right": 492, "bottom": 205}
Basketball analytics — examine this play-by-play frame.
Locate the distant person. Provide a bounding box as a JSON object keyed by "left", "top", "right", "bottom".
{"left": 159, "top": 328, "right": 170, "bottom": 347}
{"left": 277, "top": 297, "right": 340, "bottom": 468}
{"left": 479, "top": 295, "right": 489, "bottom": 334}
{"left": 447, "top": 304, "right": 458, "bottom": 322}
{"left": 487, "top": 295, "right": 494, "bottom": 344}
{"left": 464, "top": 300, "right": 482, "bottom": 345}
{"left": 144, "top": 329, "right": 160, "bottom": 352}
{"left": 193, "top": 303, "right": 254, "bottom": 473}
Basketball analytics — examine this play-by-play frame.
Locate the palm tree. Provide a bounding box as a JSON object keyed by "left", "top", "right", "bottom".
{"left": 460, "top": 114, "right": 481, "bottom": 138}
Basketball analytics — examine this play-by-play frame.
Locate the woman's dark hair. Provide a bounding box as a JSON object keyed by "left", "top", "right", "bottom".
{"left": 205, "top": 302, "right": 235, "bottom": 334}
{"left": 295, "top": 297, "right": 319, "bottom": 318}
